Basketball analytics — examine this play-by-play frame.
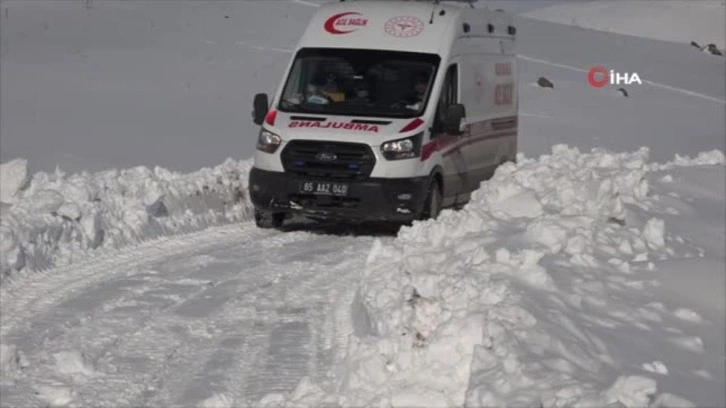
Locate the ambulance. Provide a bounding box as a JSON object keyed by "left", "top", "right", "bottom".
{"left": 249, "top": 0, "right": 518, "bottom": 228}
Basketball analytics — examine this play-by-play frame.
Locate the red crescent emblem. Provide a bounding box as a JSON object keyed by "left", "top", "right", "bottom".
{"left": 324, "top": 12, "right": 362, "bottom": 35}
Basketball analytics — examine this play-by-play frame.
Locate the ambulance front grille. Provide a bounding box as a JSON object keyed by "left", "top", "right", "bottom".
{"left": 281, "top": 140, "right": 376, "bottom": 180}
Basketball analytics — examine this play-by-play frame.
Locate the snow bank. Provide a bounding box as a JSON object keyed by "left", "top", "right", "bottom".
{"left": 0, "top": 158, "right": 253, "bottom": 281}
{"left": 344, "top": 146, "right": 660, "bottom": 407}
{"left": 649, "top": 149, "right": 725, "bottom": 170}
{"left": 523, "top": 1, "right": 726, "bottom": 51}
{"left": 53, "top": 350, "right": 95, "bottom": 378}
{"left": 0, "top": 158, "right": 29, "bottom": 204}
{"left": 267, "top": 145, "right": 723, "bottom": 407}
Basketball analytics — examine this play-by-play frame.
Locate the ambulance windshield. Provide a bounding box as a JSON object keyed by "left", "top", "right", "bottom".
{"left": 278, "top": 48, "right": 440, "bottom": 119}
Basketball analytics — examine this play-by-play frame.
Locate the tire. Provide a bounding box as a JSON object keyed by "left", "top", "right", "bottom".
{"left": 254, "top": 209, "right": 285, "bottom": 229}
{"left": 421, "top": 179, "right": 442, "bottom": 220}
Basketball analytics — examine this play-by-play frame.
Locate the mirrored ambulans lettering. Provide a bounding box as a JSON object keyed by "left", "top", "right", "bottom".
{"left": 289, "top": 121, "right": 379, "bottom": 132}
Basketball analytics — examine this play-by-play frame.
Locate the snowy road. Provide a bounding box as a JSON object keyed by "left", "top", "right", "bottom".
{"left": 0, "top": 223, "right": 383, "bottom": 407}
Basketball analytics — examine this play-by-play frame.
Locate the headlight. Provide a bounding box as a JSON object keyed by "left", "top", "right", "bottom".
{"left": 257, "top": 129, "right": 282, "bottom": 153}
{"left": 380, "top": 132, "right": 423, "bottom": 160}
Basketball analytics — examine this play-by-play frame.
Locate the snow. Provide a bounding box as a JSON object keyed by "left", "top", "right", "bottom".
{"left": 642, "top": 361, "right": 669, "bottom": 376}
{"left": 33, "top": 384, "right": 74, "bottom": 408}
{"left": 0, "top": 344, "right": 18, "bottom": 376}
{"left": 658, "top": 149, "right": 726, "bottom": 169}
{"left": 642, "top": 218, "right": 666, "bottom": 249}
{"left": 53, "top": 350, "right": 95, "bottom": 377}
{"left": 603, "top": 375, "right": 658, "bottom": 407}
{"left": 0, "top": 159, "right": 253, "bottom": 281}
{"left": 0, "top": 0, "right": 317, "bottom": 173}
{"left": 284, "top": 146, "right": 721, "bottom": 408}
{"left": 673, "top": 308, "right": 703, "bottom": 324}
{"left": 199, "top": 393, "right": 234, "bottom": 408}
{"left": 0, "top": 223, "right": 377, "bottom": 407}
{"left": 523, "top": 0, "right": 726, "bottom": 51}
{"left": 1, "top": 1, "right": 724, "bottom": 407}
{"left": 0, "top": 158, "right": 29, "bottom": 204}
{"left": 233, "top": 146, "right": 722, "bottom": 407}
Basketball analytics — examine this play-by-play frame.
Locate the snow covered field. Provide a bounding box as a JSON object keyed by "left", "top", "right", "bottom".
{"left": 1, "top": 1, "right": 724, "bottom": 407}
{"left": 524, "top": 1, "right": 726, "bottom": 51}
{"left": 0, "top": 0, "right": 313, "bottom": 173}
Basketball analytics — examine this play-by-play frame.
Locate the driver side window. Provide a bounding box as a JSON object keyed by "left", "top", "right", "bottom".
{"left": 434, "top": 64, "right": 459, "bottom": 135}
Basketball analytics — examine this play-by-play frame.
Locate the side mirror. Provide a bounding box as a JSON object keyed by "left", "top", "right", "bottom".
{"left": 443, "top": 103, "right": 466, "bottom": 134}
{"left": 252, "top": 93, "right": 269, "bottom": 126}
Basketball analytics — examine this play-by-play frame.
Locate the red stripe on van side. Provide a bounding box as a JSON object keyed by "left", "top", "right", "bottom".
{"left": 421, "top": 134, "right": 459, "bottom": 161}
{"left": 441, "top": 131, "right": 516, "bottom": 157}
{"left": 421, "top": 116, "right": 517, "bottom": 161}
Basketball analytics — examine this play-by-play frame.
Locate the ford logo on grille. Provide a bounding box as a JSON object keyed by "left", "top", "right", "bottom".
{"left": 315, "top": 152, "right": 338, "bottom": 162}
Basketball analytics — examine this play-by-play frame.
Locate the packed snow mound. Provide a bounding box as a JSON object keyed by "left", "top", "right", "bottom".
{"left": 650, "top": 149, "right": 725, "bottom": 170}
{"left": 523, "top": 0, "right": 726, "bottom": 51}
{"left": 53, "top": 350, "right": 95, "bottom": 378}
{"left": 265, "top": 145, "right": 723, "bottom": 408}
{"left": 0, "top": 158, "right": 29, "bottom": 204}
{"left": 0, "top": 158, "right": 253, "bottom": 281}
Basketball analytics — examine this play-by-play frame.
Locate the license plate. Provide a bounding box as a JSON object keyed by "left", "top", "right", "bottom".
{"left": 299, "top": 181, "right": 349, "bottom": 196}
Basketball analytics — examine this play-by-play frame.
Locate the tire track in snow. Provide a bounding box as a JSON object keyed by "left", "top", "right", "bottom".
{"left": 238, "top": 244, "right": 364, "bottom": 405}
{"left": 1, "top": 224, "right": 270, "bottom": 338}
{"left": 1, "top": 222, "right": 384, "bottom": 407}
{"left": 0, "top": 227, "right": 276, "bottom": 375}
{"left": 0, "top": 225, "right": 301, "bottom": 407}
{"left": 142, "top": 236, "right": 346, "bottom": 406}
{"left": 127, "top": 234, "right": 371, "bottom": 407}
{"left": 158, "top": 237, "right": 369, "bottom": 406}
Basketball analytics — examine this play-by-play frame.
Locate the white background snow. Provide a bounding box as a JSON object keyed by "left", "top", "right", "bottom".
{"left": 1, "top": 1, "right": 724, "bottom": 407}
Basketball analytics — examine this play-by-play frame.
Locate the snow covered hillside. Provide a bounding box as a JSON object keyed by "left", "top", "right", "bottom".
{"left": 3, "top": 0, "right": 723, "bottom": 173}
{"left": 524, "top": 0, "right": 726, "bottom": 51}
{"left": 1, "top": 1, "right": 725, "bottom": 407}
{"left": 0, "top": 0, "right": 316, "bottom": 173}
{"left": 514, "top": 11, "right": 725, "bottom": 161}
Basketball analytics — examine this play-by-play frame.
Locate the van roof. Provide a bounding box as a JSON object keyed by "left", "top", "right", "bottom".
{"left": 296, "top": 1, "right": 514, "bottom": 55}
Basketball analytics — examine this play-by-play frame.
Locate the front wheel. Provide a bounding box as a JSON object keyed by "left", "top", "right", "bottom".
{"left": 421, "top": 179, "right": 442, "bottom": 220}
{"left": 254, "top": 209, "right": 285, "bottom": 229}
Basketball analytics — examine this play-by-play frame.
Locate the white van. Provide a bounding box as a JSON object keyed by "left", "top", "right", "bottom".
{"left": 249, "top": 0, "right": 518, "bottom": 228}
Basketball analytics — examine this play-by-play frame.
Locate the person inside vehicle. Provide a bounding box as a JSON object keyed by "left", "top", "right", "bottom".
{"left": 293, "top": 70, "right": 344, "bottom": 105}
{"left": 395, "top": 72, "right": 430, "bottom": 110}
{"left": 321, "top": 72, "right": 345, "bottom": 102}
{"left": 349, "top": 76, "right": 371, "bottom": 102}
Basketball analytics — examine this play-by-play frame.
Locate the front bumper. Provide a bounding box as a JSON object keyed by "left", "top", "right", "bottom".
{"left": 249, "top": 168, "right": 429, "bottom": 222}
